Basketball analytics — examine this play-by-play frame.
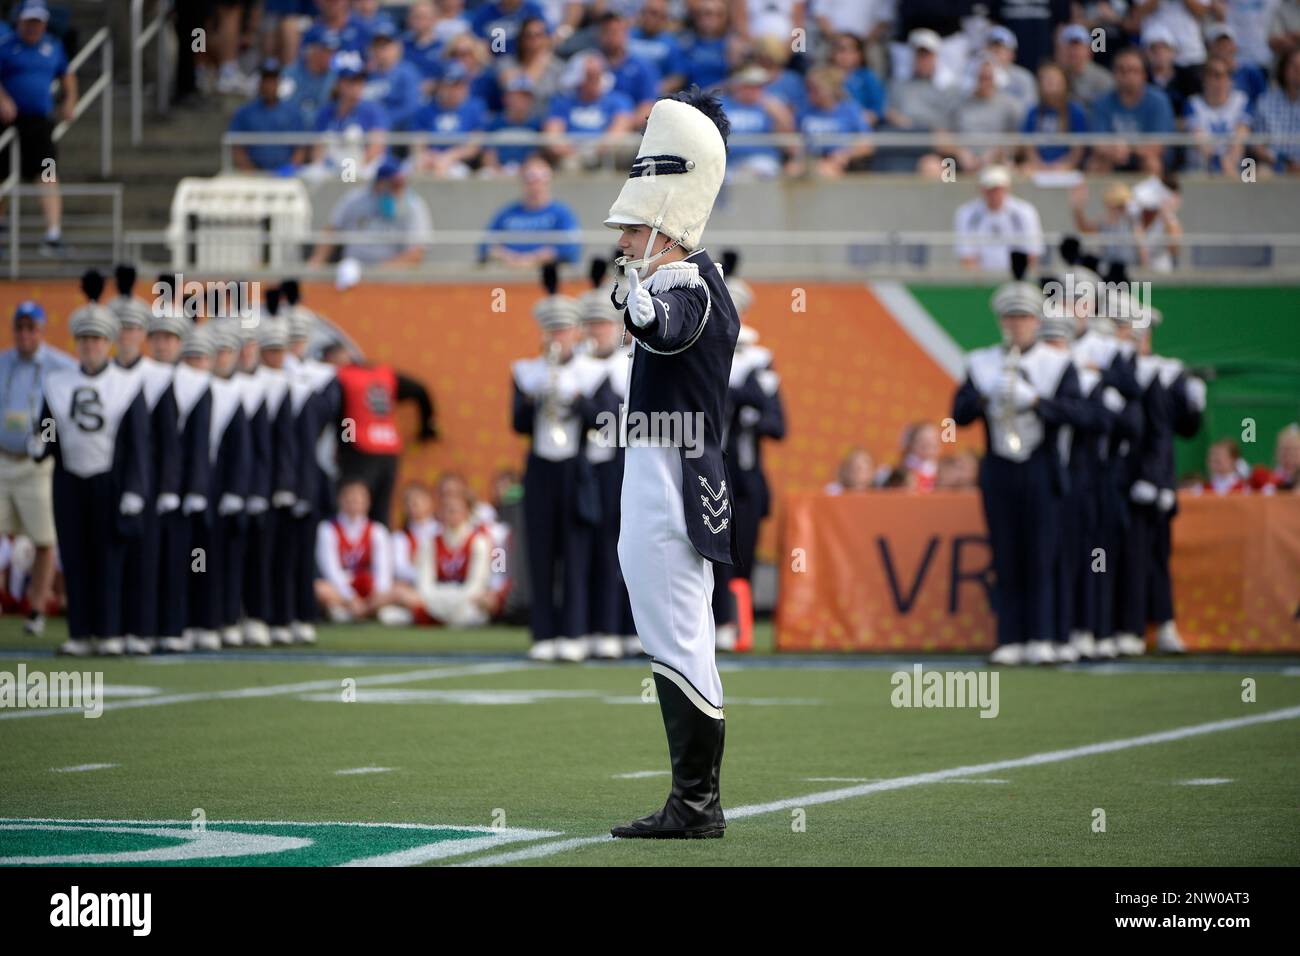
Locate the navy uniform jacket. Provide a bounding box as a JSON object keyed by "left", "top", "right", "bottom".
{"left": 172, "top": 365, "right": 213, "bottom": 507}
{"left": 724, "top": 348, "right": 785, "bottom": 519}
{"left": 119, "top": 356, "right": 183, "bottom": 507}
{"left": 207, "top": 374, "right": 252, "bottom": 516}
{"left": 619, "top": 248, "right": 740, "bottom": 565}
{"left": 36, "top": 362, "right": 151, "bottom": 536}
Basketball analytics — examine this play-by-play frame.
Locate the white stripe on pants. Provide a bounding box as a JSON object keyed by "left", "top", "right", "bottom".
{"left": 618, "top": 444, "right": 723, "bottom": 708}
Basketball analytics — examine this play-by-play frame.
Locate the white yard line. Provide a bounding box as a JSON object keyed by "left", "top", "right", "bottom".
{"left": 461, "top": 704, "right": 1300, "bottom": 866}
{"left": 51, "top": 763, "right": 117, "bottom": 773}
{"left": 334, "top": 767, "right": 395, "bottom": 776}
{"left": 0, "top": 662, "right": 536, "bottom": 721}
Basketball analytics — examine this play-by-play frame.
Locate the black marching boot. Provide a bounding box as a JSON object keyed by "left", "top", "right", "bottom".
{"left": 611, "top": 666, "right": 725, "bottom": 839}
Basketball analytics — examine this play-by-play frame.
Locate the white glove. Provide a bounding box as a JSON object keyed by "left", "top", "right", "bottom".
{"left": 757, "top": 369, "right": 781, "bottom": 395}
{"left": 218, "top": 493, "right": 244, "bottom": 516}
{"left": 1130, "top": 480, "right": 1158, "bottom": 505}
{"left": 739, "top": 406, "right": 762, "bottom": 427}
{"left": 246, "top": 495, "right": 269, "bottom": 516}
{"left": 182, "top": 493, "right": 208, "bottom": 515}
{"left": 1185, "top": 377, "right": 1207, "bottom": 412}
{"left": 291, "top": 500, "right": 311, "bottom": 518}
{"left": 1101, "top": 386, "right": 1125, "bottom": 414}
{"left": 271, "top": 490, "right": 297, "bottom": 509}
{"left": 119, "top": 492, "right": 145, "bottom": 517}
{"left": 625, "top": 268, "right": 655, "bottom": 329}
{"left": 1157, "top": 488, "right": 1176, "bottom": 512}
{"left": 156, "top": 493, "right": 181, "bottom": 515}
{"left": 999, "top": 377, "right": 1037, "bottom": 412}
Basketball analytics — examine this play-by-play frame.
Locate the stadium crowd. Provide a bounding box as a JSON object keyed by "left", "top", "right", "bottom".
{"left": 197, "top": 0, "right": 1300, "bottom": 180}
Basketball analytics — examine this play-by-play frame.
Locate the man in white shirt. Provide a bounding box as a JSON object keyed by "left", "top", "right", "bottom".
{"left": 953, "top": 165, "right": 1044, "bottom": 273}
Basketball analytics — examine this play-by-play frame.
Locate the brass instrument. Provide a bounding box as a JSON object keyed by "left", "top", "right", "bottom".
{"left": 999, "top": 344, "right": 1022, "bottom": 456}
{"left": 541, "top": 340, "right": 569, "bottom": 449}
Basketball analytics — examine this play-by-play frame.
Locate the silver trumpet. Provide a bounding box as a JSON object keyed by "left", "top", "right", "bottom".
{"left": 541, "top": 339, "right": 569, "bottom": 449}
{"left": 998, "top": 344, "right": 1023, "bottom": 456}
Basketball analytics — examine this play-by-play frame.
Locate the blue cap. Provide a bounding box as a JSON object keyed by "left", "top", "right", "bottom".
{"left": 13, "top": 300, "right": 46, "bottom": 324}
{"left": 440, "top": 61, "right": 469, "bottom": 84}
{"left": 1061, "top": 24, "right": 1091, "bottom": 45}
{"left": 303, "top": 24, "right": 341, "bottom": 50}
{"left": 375, "top": 156, "right": 403, "bottom": 181}
{"left": 986, "top": 25, "right": 1017, "bottom": 49}
{"left": 259, "top": 57, "right": 282, "bottom": 75}
{"left": 369, "top": 20, "right": 399, "bottom": 42}
{"left": 332, "top": 50, "right": 367, "bottom": 78}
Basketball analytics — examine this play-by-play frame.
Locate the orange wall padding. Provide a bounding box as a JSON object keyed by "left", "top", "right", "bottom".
{"left": 776, "top": 493, "right": 1300, "bottom": 653}
{"left": 1, "top": 280, "right": 959, "bottom": 545}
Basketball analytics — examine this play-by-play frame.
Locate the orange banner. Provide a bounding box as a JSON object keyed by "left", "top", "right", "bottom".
{"left": 775, "top": 493, "right": 1300, "bottom": 654}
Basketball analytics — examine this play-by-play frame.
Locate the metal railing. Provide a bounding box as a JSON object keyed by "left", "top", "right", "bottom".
{"left": 1, "top": 127, "right": 19, "bottom": 280}
{"left": 52, "top": 27, "right": 113, "bottom": 178}
{"left": 131, "top": 0, "right": 174, "bottom": 146}
{"left": 219, "top": 128, "right": 1300, "bottom": 174}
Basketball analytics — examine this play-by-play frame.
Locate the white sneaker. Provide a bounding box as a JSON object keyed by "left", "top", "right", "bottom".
{"left": 555, "top": 637, "right": 588, "bottom": 662}
{"left": 1069, "top": 630, "right": 1098, "bottom": 660}
{"left": 270, "top": 627, "right": 294, "bottom": 646}
{"left": 216, "top": 66, "right": 251, "bottom": 96}
{"left": 1094, "top": 637, "right": 1119, "bottom": 659}
{"left": 1054, "top": 642, "right": 1080, "bottom": 663}
{"left": 291, "top": 621, "right": 317, "bottom": 645}
{"left": 194, "top": 630, "right": 223, "bottom": 652}
{"left": 1155, "top": 621, "right": 1186, "bottom": 654}
{"left": 1115, "top": 633, "right": 1147, "bottom": 657}
{"left": 989, "top": 643, "right": 1024, "bottom": 666}
{"left": 23, "top": 613, "right": 45, "bottom": 636}
{"left": 528, "top": 639, "right": 558, "bottom": 662}
{"left": 590, "top": 635, "right": 623, "bottom": 659}
{"left": 326, "top": 605, "right": 353, "bottom": 624}
{"left": 1023, "top": 640, "right": 1058, "bottom": 665}
{"left": 244, "top": 619, "right": 271, "bottom": 647}
{"left": 96, "top": 637, "right": 126, "bottom": 656}
{"left": 221, "top": 625, "right": 244, "bottom": 647}
{"left": 377, "top": 605, "right": 413, "bottom": 627}
{"left": 124, "top": 635, "right": 154, "bottom": 655}
{"left": 622, "top": 635, "right": 643, "bottom": 658}
{"left": 715, "top": 623, "right": 738, "bottom": 652}
{"left": 58, "top": 638, "right": 93, "bottom": 657}
{"left": 159, "top": 633, "right": 194, "bottom": 654}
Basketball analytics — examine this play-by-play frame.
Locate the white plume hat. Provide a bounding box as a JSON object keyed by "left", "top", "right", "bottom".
{"left": 604, "top": 95, "right": 727, "bottom": 255}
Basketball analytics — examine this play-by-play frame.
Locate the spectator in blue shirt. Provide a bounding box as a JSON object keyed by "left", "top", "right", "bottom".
{"left": 678, "top": 0, "right": 731, "bottom": 92}
{"left": 442, "top": 32, "right": 502, "bottom": 113}
{"left": 481, "top": 155, "right": 581, "bottom": 267}
{"left": 720, "top": 65, "right": 794, "bottom": 179}
{"left": 312, "top": 0, "right": 372, "bottom": 55}
{"left": 410, "top": 62, "right": 488, "bottom": 177}
{"left": 353, "top": 0, "right": 399, "bottom": 39}
{"left": 303, "top": 51, "right": 390, "bottom": 181}
{"left": 596, "top": 11, "right": 660, "bottom": 123}
{"left": 1089, "top": 47, "right": 1176, "bottom": 174}
{"left": 543, "top": 53, "right": 635, "bottom": 167}
{"left": 829, "top": 32, "right": 885, "bottom": 125}
{"left": 470, "top": 0, "right": 548, "bottom": 56}
{"left": 1252, "top": 48, "right": 1300, "bottom": 173}
{"left": 1018, "top": 62, "right": 1088, "bottom": 170}
{"left": 1206, "top": 23, "right": 1268, "bottom": 106}
{"left": 403, "top": 0, "right": 447, "bottom": 92}
{"left": 483, "top": 74, "right": 543, "bottom": 173}
{"left": 790, "top": 67, "right": 873, "bottom": 177}
{"left": 284, "top": 25, "right": 338, "bottom": 129}
{"left": 629, "top": 0, "right": 684, "bottom": 89}
{"left": 363, "top": 23, "right": 424, "bottom": 128}
{"left": 229, "top": 59, "right": 304, "bottom": 173}
{"left": 0, "top": 1, "right": 77, "bottom": 256}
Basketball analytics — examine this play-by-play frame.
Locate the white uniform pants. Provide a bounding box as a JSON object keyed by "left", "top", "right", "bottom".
{"left": 618, "top": 444, "right": 723, "bottom": 708}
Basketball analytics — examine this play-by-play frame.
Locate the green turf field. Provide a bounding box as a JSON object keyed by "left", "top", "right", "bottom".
{"left": 2, "top": 618, "right": 1298, "bottom": 867}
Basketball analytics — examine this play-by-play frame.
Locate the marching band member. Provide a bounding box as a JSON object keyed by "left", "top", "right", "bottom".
{"left": 952, "top": 281, "right": 1086, "bottom": 667}
{"left": 580, "top": 256, "right": 635, "bottom": 660}
{"left": 112, "top": 270, "right": 180, "bottom": 655}
{"left": 604, "top": 88, "right": 737, "bottom": 839}
{"left": 511, "top": 265, "right": 608, "bottom": 663}
{"left": 35, "top": 304, "right": 149, "bottom": 657}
